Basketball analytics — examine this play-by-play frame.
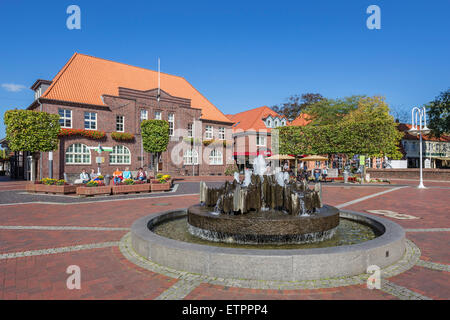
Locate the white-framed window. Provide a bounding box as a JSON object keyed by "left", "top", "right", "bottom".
{"left": 205, "top": 125, "right": 213, "bottom": 139}
{"left": 58, "top": 109, "right": 72, "bottom": 128}
{"left": 183, "top": 149, "right": 199, "bottom": 165}
{"left": 209, "top": 149, "right": 223, "bottom": 165}
{"left": 218, "top": 127, "right": 225, "bottom": 140}
{"left": 281, "top": 119, "right": 286, "bottom": 126}
{"left": 65, "top": 143, "right": 91, "bottom": 164}
{"left": 155, "top": 111, "right": 162, "bottom": 120}
{"left": 274, "top": 119, "right": 279, "bottom": 127}
{"left": 140, "top": 109, "right": 148, "bottom": 121}
{"left": 168, "top": 113, "right": 174, "bottom": 136}
{"left": 109, "top": 145, "right": 131, "bottom": 164}
{"left": 187, "top": 123, "right": 193, "bottom": 137}
{"left": 84, "top": 112, "right": 97, "bottom": 130}
{"left": 267, "top": 119, "right": 272, "bottom": 128}
{"left": 256, "top": 135, "right": 266, "bottom": 147}
{"left": 116, "top": 115, "right": 124, "bottom": 132}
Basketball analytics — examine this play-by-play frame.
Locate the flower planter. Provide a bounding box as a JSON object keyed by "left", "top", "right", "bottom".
{"left": 33, "top": 184, "right": 77, "bottom": 194}
{"left": 27, "top": 183, "right": 76, "bottom": 194}
{"left": 324, "top": 177, "right": 356, "bottom": 183}
{"left": 26, "top": 183, "right": 36, "bottom": 193}
{"left": 112, "top": 183, "right": 150, "bottom": 194}
{"left": 76, "top": 186, "right": 112, "bottom": 196}
{"left": 150, "top": 182, "right": 171, "bottom": 192}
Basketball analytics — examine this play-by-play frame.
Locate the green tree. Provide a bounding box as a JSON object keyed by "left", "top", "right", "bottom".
{"left": 272, "top": 93, "right": 324, "bottom": 121}
{"left": 426, "top": 89, "right": 450, "bottom": 138}
{"left": 140, "top": 119, "right": 170, "bottom": 174}
{"left": 278, "top": 95, "right": 403, "bottom": 159}
{"left": 4, "top": 110, "right": 60, "bottom": 152}
{"left": 4, "top": 109, "right": 60, "bottom": 181}
{"left": 302, "top": 95, "right": 363, "bottom": 126}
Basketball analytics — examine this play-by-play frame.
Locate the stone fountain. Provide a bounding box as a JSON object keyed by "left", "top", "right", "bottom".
{"left": 187, "top": 155, "right": 339, "bottom": 244}
{"left": 129, "top": 154, "right": 407, "bottom": 281}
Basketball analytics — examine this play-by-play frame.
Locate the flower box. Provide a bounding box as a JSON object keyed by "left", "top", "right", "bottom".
{"left": 76, "top": 186, "right": 112, "bottom": 196}
{"left": 150, "top": 182, "right": 171, "bottom": 192}
{"left": 112, "top": 183, "right": 150, "bottom": 194}
{"left": 34, "top": 184, "right": 77, "bottom": 194}
{"left": 25, "top": 183, "right": 36, "bottom": 193}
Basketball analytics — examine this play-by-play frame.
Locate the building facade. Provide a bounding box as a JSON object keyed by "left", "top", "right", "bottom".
{"left": 398, "top": 124, "right": 450, "bottom": 169}
{"left": 227, "top": 106, "right": 288, "bottom": 170}
{"left": 25, "top": 53, "right": 234, "bottom": 180}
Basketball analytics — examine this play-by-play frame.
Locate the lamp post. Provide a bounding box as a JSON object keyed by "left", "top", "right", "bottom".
{"left": 408, "top": 106, "right": 430, "bottom": 189}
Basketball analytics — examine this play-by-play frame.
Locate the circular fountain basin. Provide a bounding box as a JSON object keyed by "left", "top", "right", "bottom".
{"left": 131, "top": 208, "right": 406, "bottom": 281}
{"left": 187, "top": 204, "right": 339, "bottom": 244}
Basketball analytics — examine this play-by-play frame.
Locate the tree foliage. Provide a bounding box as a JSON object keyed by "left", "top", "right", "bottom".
{"left": 272, "top": 93, "right": 324, "bottom": 121}
{"left": 277, "top": 96, "right": 404, "bottom": 159}
{"left": 426, "top": 89, "right": 450, "bottom": 138}
{"left": 4, "top": 109, "right": 60, "bottom": 152}
{"left": 141, "top": 120, "right": 170, "bottom": 153}
{"left": 302, "top": 95, "right": 363, "bottom": 125}
{"left": 141, "top": 120, "right": 169, "bottom": 173}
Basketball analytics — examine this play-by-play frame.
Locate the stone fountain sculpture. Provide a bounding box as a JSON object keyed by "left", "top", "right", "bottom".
{"left": 188, "top": 155, "right": 337, "bottom": 244}
{"left": 199, "top": 155, "right": 322, "bottom": 216}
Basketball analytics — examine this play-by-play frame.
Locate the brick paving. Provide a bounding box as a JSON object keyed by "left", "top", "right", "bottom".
{"left": 0, "top": 178, "right": 448, "bottom": 300}
{"left": 184, "top": 283, "right": 399, "bottom": 300}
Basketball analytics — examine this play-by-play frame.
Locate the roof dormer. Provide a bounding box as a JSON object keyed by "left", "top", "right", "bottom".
{"left": 30, "top": 79, "right": 52, "bottom": 100}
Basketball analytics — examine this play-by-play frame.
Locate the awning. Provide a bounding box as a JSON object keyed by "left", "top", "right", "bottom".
{"left": 299, "top": 155, "right": 328, "bottom": 161}
{"left": 266, "top": 154, "right": 295, "bottom": 160}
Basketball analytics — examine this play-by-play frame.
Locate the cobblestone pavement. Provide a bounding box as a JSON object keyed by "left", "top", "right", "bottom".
{"left": 0, "top": 178, "right": 448, "bottom": 300}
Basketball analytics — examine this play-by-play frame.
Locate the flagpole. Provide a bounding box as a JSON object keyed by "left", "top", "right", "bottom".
{"left": 157, "top": 57, "right": 160, "bottom": 102}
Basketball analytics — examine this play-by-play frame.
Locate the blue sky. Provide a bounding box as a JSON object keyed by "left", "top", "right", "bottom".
{"left": 0, "top": 0, "right": 449, "bottom": 136}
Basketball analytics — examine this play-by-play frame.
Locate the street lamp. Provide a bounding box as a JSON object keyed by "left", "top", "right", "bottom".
{"left": 408, "top": 106, "right": 431, "bottom": 189}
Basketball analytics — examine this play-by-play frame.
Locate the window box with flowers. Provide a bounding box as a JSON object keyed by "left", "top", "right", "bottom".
{"left": 76, "top": 180, "right": 111, "bottom": 196}
{"left": 111, "top": 132, "right": 135, "bottom": 141}
{"left": 28, "top": 178, "right": 76, "bottom": 194}
{"left": 150, "top": 174, "right": 172, "bottom": 192}
{"left": 112, "top": 179, "right": 150, "bottom": 194}
{"left": 59, "top": 128, "right": 106, "bottom": 140}
{"left": 202, "top": 139, "right": 214, "bottom": 147}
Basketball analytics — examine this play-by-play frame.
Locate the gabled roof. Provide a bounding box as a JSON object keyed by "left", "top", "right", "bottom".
{"left": 227, "top": 106, "right": 288, "bottom": 132}
{"left": 290, "top": 113, "right": 312, "bottom": 126}
{"left": 40, "top": 53, "right": 231, "bottom": 123}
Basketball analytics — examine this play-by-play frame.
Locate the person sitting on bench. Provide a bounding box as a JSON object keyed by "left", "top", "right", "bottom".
{"left": 113, "top": 168, "right": 123, "bottom": 185}
{"left": 136, "top": 167, "right": 147, "bottom": 181}
{"left": 122, "top": 167, "right": 132, "bottom": 180}
{"left": 80, "top": 169, "right": 90, "bottom": 183}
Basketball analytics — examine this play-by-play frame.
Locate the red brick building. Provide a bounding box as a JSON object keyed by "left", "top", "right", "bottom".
{"left": 26, "top": 53, "right": 234, "bottom": 180}
{"left": 227, "top": 106, "right": 288, "bottom": 170}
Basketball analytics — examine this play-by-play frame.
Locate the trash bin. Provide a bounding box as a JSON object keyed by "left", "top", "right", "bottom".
{"left": 343, "top": 171, "right": 349, "bottom": 183}
{"left": 104, "top": 174, "right": 111, "bottom": 186}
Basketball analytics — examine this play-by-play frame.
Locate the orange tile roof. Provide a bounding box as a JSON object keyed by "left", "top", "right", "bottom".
{"left": 398, "top": 123, "right": 450, "bottom": 142}
{"left": 290, "top": 113, "right": 312, "bottom": 126}
{"left": 41, "top": 53, "right": 231, "bottom": 123}
{"left": 228, "top": 106, "right": 288, "bottom": 132}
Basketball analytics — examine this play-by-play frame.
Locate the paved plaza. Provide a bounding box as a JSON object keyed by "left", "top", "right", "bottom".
{"left": 0, "top": 178, "right": 448, "bottom": 300}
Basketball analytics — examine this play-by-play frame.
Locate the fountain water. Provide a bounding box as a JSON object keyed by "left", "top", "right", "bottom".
{"left": 192, "top": 155, "right": 335, "bottom": 244}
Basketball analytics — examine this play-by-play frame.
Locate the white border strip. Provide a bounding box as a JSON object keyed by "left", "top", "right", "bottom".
{"left": 336, "top": 187, "right": 405, "bottom": 209}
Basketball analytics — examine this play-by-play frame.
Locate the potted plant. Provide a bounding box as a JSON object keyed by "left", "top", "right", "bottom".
{"left": 76, "top": 180, "right": 112, "bottom": 196}
{"left": 29, "top": 178, "right": 76, "bottom": 194}
{"left": 151, "top": 174, "right": 172, "bottom": 192}
{"left": 112, "top": 178, "right": 150, "bottom": 194}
